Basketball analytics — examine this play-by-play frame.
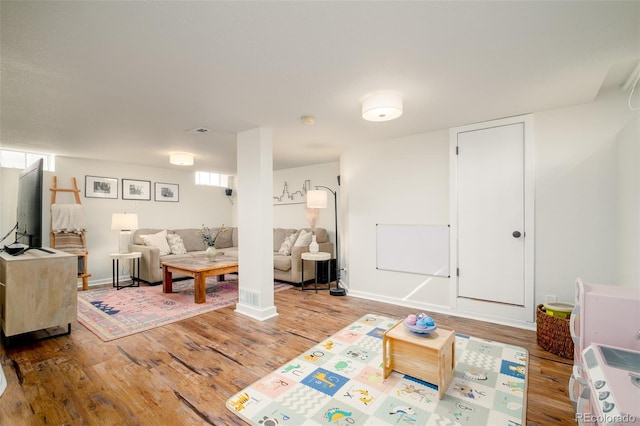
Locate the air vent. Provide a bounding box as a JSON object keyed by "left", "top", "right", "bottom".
{"left": 188, "top": 127, "right": 211, "bottom": 134}
{"left": 239, "top": 289, "right": 260, "bottom": 307}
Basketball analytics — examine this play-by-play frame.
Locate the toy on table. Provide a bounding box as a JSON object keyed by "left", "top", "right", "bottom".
{"left": 403, "top": 312, "right": 437, "bottom": 335}
{"left": 405, "top": 314, "right": 417, "bottom": 326}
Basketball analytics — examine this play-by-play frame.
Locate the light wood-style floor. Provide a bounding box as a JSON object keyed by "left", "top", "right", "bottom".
{"left": 0, "top": 285, "right": 575, "bottom": 425}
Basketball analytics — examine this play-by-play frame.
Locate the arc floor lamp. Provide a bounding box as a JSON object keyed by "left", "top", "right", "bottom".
{"left": 307, "top": 185, "right": 346, "bottom": 296}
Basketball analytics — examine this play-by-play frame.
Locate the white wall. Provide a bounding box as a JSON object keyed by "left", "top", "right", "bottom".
{"left": 342, "top": 130, "right": 452, "bottom": 307}
{"left": 615, "top": 116, "right": 640, "bottom": 288}
{"left": 1, "top": 168, "right": 20, "bottom": 245}
{"left": 1, "top": 156, "right": 233, "bottom": 285}
{"left": 534, "top": 90, "right": 638, "bottom": 301}
{"left": 342, "top": 89, "right": 639, "bottom": 326}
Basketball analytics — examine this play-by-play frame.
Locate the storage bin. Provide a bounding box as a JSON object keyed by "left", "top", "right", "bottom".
{"left": 543, "top": 301, "right": 574, "bottom": 319}
{"left": 536, "top": 304, "right": 574, "bottom": 359}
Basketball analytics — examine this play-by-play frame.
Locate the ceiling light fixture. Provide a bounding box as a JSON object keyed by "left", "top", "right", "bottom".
{"left": 362, "top": 92, "right": 403, "bottom": 122}
{"left": 301, "top": 115, "right": 316, "bottom": 125}
{"left": 169, "top": 152, "right": 194, "bottom": 166}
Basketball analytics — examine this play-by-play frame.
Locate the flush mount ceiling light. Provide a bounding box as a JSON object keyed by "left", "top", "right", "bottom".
{"left": 169, "top": 152, "right": 194, "bottom": 166}
{"left": 362, "top": 92, "right": 403, "bottom": 122}
{"left": 301, "top": 115, "right": 316, "bottom": 125}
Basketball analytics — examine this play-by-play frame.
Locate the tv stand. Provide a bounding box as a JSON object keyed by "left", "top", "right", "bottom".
{"left": 0, "top": 247, "right": 77, "bottom": 341}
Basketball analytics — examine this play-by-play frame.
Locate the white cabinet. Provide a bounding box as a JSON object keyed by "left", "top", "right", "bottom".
{"left": 0, "top": 248, "right": 77, "bottom": 338}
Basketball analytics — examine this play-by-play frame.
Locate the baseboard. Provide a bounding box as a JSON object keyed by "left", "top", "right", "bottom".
{"left": 78, "top": 275, "right": 129, "bottom": 290}
{"left": 234, "top": 303, "right": 278, "bottom": 321}
{"left": 347, "top": 289, "right": 537, "bottom": 331}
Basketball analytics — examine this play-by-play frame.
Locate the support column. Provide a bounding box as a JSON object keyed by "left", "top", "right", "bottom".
{"left": 235, "top": 128, "right": 277, "bottom": 321}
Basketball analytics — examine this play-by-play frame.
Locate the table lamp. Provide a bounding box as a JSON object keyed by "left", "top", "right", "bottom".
{"left": 111, "top": 213, "right": 139, "bottom": 253}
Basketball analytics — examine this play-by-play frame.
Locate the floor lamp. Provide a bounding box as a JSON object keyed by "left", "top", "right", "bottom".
{"left": 307, "top": 186, "right": 346, "bottom": 296}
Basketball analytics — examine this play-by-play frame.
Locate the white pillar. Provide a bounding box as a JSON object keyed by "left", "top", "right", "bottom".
{"left": 235, "top": 128, "right": 277, "bottom": 320}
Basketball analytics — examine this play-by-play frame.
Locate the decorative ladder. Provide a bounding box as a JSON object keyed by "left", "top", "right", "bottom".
{"left": 50, "top": 176, "right": 91, "bottom": 290}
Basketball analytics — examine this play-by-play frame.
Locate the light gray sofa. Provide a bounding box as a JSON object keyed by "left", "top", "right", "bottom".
{"left": 129, "top": 227, "right": 333, "bottom": 285}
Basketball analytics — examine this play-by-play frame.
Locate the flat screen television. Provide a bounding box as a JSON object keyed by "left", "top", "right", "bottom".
{"left": 15, "top": 158, "right": 44, "bottom": 249}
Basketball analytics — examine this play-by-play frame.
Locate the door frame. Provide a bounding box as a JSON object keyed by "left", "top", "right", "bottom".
{"left": 449, "top": 114, "right": 535, "bottom": 323}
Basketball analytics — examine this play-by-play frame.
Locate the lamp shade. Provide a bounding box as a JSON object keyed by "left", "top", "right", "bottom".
{"left": 306, "top": 190, "right": 328, "bottom": 208}
{"left": 169, "top": 152, "right": 194, "bottom": 166}
{"left": 362, "top": 92, "right": 403, "bottom": 122}
{"left": 111, "top": 213, "right": 139, "bottom": 230}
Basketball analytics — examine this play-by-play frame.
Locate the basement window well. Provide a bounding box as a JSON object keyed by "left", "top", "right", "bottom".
{"left": 1, "top": 150, "right": 55, "bottom": 172}
{"left": 195, "top": 171, "right": 230, "bottom": 188}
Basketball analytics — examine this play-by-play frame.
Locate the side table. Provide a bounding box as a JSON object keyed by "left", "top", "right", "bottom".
{"left": 110, "top": 252, "right": 141, "bottom": 290}
{"left": 301, "top": 252, "right": 332, "bottom": 293}
{"left": 383, "top": 321, "right": 455, "bottom": 400}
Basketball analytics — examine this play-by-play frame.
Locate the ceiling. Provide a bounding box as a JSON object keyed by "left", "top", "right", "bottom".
{"left": 1, "top": 1, "right": 638, "bottom": 174}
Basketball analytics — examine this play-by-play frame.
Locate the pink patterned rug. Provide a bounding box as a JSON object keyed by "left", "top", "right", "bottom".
{"left": 77, "top": 276, "right": 291, "bottom": 341}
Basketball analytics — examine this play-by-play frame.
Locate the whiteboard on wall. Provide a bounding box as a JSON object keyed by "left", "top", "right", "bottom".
{"left": 376, "top": 224, "right": 450, "bottom": 277}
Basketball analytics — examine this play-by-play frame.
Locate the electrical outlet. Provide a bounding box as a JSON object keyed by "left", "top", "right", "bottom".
{"left": 545, "top": 295, "right": 557, "bottom": 303}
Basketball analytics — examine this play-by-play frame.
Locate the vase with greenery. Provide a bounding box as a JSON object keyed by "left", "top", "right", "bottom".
{"left": 201, "top": 224, "right": 223, "bottom": 261}
{"left": 306, "top": 208, "right": 320, "bottom": 253}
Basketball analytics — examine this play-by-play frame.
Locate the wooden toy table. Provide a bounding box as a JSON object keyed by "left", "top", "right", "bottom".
{"left": 383, "top": 320, "right": 455, "bottom": 399}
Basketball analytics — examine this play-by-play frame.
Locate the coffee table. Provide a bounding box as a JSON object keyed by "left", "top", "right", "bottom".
{"left": 161, "top": 256, "right": 239, "bottom": 304}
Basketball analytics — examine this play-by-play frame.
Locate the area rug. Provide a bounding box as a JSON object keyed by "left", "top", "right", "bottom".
{"left": 226, "top": 314, "right": 528, "bottom": 425}
{"left": 77, "top": 276, "right": 291, "bottom": 342}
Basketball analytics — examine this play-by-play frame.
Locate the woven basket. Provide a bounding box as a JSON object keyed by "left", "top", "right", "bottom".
{"left": 536, "top": 304, "right": 574, "bottom": 359}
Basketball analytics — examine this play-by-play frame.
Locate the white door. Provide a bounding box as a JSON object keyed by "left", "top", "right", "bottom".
{"left": 451, "top": 115, "right": 534, "bottom": 322}
{"left": 457, "top": 123, "right": 525, "bottom": 305}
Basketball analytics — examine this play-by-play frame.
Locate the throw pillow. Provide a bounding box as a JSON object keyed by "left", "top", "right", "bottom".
{"left": 293, "top": 229, "right": 312, "bottom": 247}
{"left": 166, "top": 233, "right": 187, "bottom": 255}
{"left": 287, "top": 231, "right": 299, "bottom": 246}
{"left": 278, "top": 231, "right": 298, "bottom": 256}
{"left": 140, "top": 229, "right": 171, "bottom": 256}
{"left": 214, "top": 227, "right": 233, "bottom": 249}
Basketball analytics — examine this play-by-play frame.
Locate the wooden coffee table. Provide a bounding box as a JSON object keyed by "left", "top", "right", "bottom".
{"left": 161, "top": 257, "right": 239, "bottom": 304}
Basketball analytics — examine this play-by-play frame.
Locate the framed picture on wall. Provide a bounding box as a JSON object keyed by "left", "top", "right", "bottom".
{"left": 122, "top": 179, "right": 151, "bottom": 200}
{"left": 85, "top": 175, "right": 118, "bottom": 199}
{"left": 273, "top": 179, "right": 311, "bottom": 205}
{"left": 154, "top": 182, "right": 179, "bottom": 202}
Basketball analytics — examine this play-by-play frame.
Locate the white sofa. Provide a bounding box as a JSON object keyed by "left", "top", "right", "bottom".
{"left": 129, "top": 227, "right": 333, "bottom": 285}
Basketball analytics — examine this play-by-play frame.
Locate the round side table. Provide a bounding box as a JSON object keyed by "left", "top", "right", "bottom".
{"left": 301, "top": 251, "right": 332, "bottom": 293}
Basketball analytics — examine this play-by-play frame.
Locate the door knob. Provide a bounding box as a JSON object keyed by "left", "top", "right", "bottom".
{"left": 512, "top": 231, "right": 522, "bottom": 238}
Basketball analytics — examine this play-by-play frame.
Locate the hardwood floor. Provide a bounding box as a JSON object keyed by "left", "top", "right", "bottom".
{"left": 0, "top": 286, "right": 576, "bottom": 425}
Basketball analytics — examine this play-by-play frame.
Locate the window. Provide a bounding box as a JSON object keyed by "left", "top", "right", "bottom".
{"left": 195, "top": 171, "right": 230, "bottom": 187}
{"left": 0, "top": 150, "right": 55, "bottom": 171}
